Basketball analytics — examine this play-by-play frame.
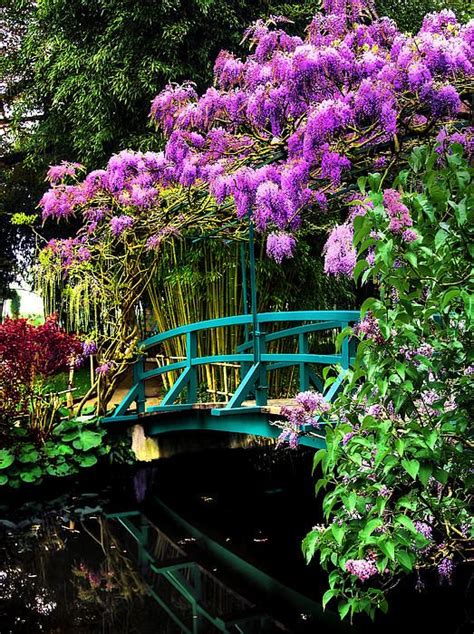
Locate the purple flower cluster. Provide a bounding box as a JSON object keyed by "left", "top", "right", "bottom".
{"left": 110, "top": 215, "right": 134, "bottom": 237}
{"left": 323, "top": 224, "right": 356, "bottom": 276}
{"left": 438, "top": 557, "right": 455, "bottom": 584}
{"left": 277, "top": 390, "right": 330, "bottom": 447}
{"left": 46, "top": 161, "right": 84, "bottom": 184}
{"left": 383, "top": 189, "right": 413, "bottom": 234}
{"left": 95, "top": 361, "right": 114, "bottom": 376}
{"left": 345, "top": 557, "right": 378, "bottom": 581}
{"left": 342, "top": 427, "right": 358, "bottom": 445}
{"left": 266, "top": 232, "right": 296, "bottom": 263}
{"left": 414, "top": 521, "right": 433, "bottom": 541}
{"left": 82, "top": 340, "right": 98, "bottom": 356}
{"left": 45, "top": 237, "right": 90, "bottom": 269}
{"left": 353, "top": 312, "right": 384, "bottom": 343}
{"left": 145, "top": 225, "right": 181, "bottom": 251}
{"left": 277, "top": 428, "right": 300, "bottom": 449}
{"left": 421, "top": 389, "right": 456, "bottom": 417}
{"left": 436, "top": 126, "right": 474, "bottom": 162}
{"left": 400, "top": 342, "right": 434, "bottom": 364}
{"left": 296, "top": 390, "right": 330, "bottom": 413}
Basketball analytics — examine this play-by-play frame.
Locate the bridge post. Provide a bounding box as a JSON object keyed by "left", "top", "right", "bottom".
{"left": 133, "top": 354, "right": 146, "bottom": 415}
{"left": 255, "top": 330, "right": 268, "bottom": 406}
{"left": 187, "top": 331, "right": 198, "bottom": 403}
{"left": 341, "top": 322, "right": 350, "bottom": 370}
{"left": 298, "top": 332, "right": 310, "bottom": 392}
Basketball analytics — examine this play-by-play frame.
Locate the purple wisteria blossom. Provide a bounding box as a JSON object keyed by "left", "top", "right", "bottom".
{"left": 95, "top": 362, "right": 114, "bottom": 376}
{"left": 110, "top": 215, "right": 134, "bottom": 237}
{"left": 414, "top": 521, "right": 433, "bottom": 541}
{"left": 295, "top": 390, "right": 330, "bottom": 413}
{"left": 353, "top": 312, "right": 384, "bottom": 343}
{"left": 266, "top": 232, "right": 296, "bottom": 263}
{"left": 438, "top": 557, "right": 455, "bottom": 584}
{"left": 46, "top": 161, "right": 84, "bottom": 184}
{"left": 323, "top": 224, "right": 356, "bottom": 276}
{"left": 82, "top": 340, "right": 98, "bottom": 356}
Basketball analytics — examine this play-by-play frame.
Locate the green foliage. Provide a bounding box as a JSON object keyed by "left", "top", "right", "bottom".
{"left": 377, "top": 0, "right": 473, "bottom": 32}
{"left": 304, "top": 145, "right": 473, "bottom": 620}
{"left": 9, "top": 0, "right": 302, "bottom": 167}
{"left": 0, "top": 417, "right": 109, "bottom": 488}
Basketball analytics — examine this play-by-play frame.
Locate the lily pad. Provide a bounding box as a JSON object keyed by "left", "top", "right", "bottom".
{"left": 0, "top": 450, "right": 14, "bottom": 470}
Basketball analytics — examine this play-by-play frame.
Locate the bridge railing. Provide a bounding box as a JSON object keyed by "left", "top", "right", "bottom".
{"left": 108, "top": 310, "right": 359, "bottom": 421}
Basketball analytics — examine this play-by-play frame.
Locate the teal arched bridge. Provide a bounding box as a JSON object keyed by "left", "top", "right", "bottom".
{"left": 103, "top": 310, "right": 360, "bottom": 448}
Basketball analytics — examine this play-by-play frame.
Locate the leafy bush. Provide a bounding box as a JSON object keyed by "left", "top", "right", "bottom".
{"left": 300, "top": 144, "right": 473, "bottom": 620}
{"left": 0, "top": 316, "right": 108, "bottom": 488}
{"left": 0, "top": 315, "right": 82, "bottom": 438}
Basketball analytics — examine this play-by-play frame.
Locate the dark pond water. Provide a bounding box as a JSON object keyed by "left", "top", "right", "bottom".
{"left": 0, "top": 431, "right": 471, "bottom": 634}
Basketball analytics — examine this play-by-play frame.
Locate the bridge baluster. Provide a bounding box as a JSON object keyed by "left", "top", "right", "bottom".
{"left": 134, "top": 354, "right": 146, "bottom": 415}
{"left": 255, "top": 329, "right": 268, "bottom": 406}
{"left": 298, "top": 332, "right": 310, "bottom": 392}
{"left": 187, "top": 331, "right": 198, "bottom": 404}
{"left": 341, "top": 322, "right": 350, "bottom": 370}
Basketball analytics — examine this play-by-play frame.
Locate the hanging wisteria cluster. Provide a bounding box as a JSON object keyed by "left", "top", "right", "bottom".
{"left": 39, "top": 1, "right": 473, "bottom": 269}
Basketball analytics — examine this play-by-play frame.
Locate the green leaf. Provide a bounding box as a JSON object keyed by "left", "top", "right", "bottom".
{"left": 78, "top": 454, "right": 98, "bottom": 468}
{"left": 20, "top": 466, "right": 42, "bottom": 483}
{"left": 302, "top": 531, "right": 319, "bottom": 563}
{"left": 0, "top": 450, "right": 14, "bottom": 470}
{"left": 404, "top": 251, "right": 417, "bottom": 267}
{"left": 331, "top": 523, "right": 346, "bottom": 545}
{"left": 418, "top": 463, "right": 433, "bottom": 486}
{"left": 395, "top": 515, "right": 418, "bottom": 534}
{"left": 395, "top": 438, "right": 405, "bottom": 457}
{"left": 345, "top": 491, "right": 357, "bottom": 513}
{"left": 397, "top": 550, "right": 414, "bottom": 572}
{"left": 397, "top": 495, "right": 416, "bottom": 511}
{"left": 401, "top": 458, "right": 420, "bottom": 480}
{"left": 312, "top": 449, "right": 326, "bottom": 473}
{"left": 353, "top": 259, "right": 369, "bottom": 283}
{"left": 46, "top": 463, "right": 75, "bottom": 477}
{"left": 360, "top": 519, "right": 383, "bottom": 540}
{"left": 357, "top": 176, "right": 367, "bottom": 194}
{"left": 0, "top": 474, "right": 8, "bottom": 485}
{"left": 18, "top": 449, "right": 40, "bottom": 464}
{"left": 322, "top": 589, "right": 338, "bottom": 610}
{"left": 441, "top": 288, "right": 461, "bottom": 311}
{"left": 74, "top": 430, "right": 102, "bottom": 451}
{"left": 56, "top": 444, "right": 74, "bottom": 456}
{"left": 338, "top": 601, "right": 350, "bottom": 620}
{"left": 379, "top": 539, "right": 396, "bottom": 561}
{"left": 360, "top": 297, "right": 379, "bottom": 317}
{"left": 425, "top": 430, "right": 438, "bottom": 451}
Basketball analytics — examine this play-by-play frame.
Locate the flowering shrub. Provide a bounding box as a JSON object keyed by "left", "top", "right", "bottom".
{"left": 298, "top": 144, "right": 473, "bottom": 620}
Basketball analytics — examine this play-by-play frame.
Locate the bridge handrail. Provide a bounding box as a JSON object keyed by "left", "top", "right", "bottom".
{"left": 108, "top": 309, "right": 360, "bottom": 420}
{"left": 140, "top": 310, "right": 360, "bottom": 351}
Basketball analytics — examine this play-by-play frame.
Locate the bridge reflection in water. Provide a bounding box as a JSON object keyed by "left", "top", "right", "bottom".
{"left": 107, "top": 497, "right": 348, "bottom": 634}
{"left": 103, "top": 311, "right": 359, "bottom": 447}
